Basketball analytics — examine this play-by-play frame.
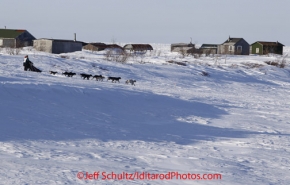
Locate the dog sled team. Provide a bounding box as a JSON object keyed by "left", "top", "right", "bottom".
{"left": 22, "top": 55, "right": 136, "bottom": 86}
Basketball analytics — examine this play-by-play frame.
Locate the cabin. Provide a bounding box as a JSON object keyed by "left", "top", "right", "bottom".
{"left": 83, "top": 42, "right": 107, "bottom": 51}
{"left": 104, "top": 44, "right": 124, "bottom": 54}
{"left": 33, "top": 38, "right": 83, "bottom": 54}
{"left": 0, "top": 28, "right": 35, "bottom": 48}
{"left": 199, "top": 44, "right": 218, "bottom": 55}
{"left": 218, "top": 37, "right": 249, "bottom": 55}
{"left": 250, "top": 41, "right": 284, "bottom": 55}
{"left": 171, "top": 43, "right": 195, "bottom": 52}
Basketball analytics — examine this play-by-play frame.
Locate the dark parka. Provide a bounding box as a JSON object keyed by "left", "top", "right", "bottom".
{"left": 23, "top": 57, "right": 33, "bottom": 71}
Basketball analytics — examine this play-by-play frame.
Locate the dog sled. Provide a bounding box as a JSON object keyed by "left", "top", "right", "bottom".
{"left": 28, "top": 62, "right": 42, "bottom": 72}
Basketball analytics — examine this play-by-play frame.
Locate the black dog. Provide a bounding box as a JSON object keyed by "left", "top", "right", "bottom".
{"left": 68, "top": 72, "right": 76, "bottom": 77}
{"left": 62, "top": 72, "right": 76, "bottom": 77}
{"left": 108, "top": 77, "right": 121, "bottom": 83}
{"left": 92, "top": 75, "right": 105, "bottom": 81}
{"left": 80, "top": 73, "right": 92, "bottom": 80}
{"left": 50, "top": 71, "right": 58, "bottom": 75}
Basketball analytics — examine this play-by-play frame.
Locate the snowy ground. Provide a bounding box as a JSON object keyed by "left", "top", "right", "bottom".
{"left": 0, "top": 45, "right": 290, "bottom": 185}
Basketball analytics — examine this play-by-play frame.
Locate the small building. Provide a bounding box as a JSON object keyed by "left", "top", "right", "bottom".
{"left": 123, "top": 44, "right": 153, "bottom": 53}
{"left": 171, "top": 43, "right": 195, "bottom": 52}
{"left": 83, "top": 42, "right": 107, "bottom": 51}
{"left": 250, "top": 41, "right": 284, "bottom": 55}
{"left": 199, "top": 44, "right": 218, "bottom": 55}
{"left": 0, "top": 28, "right": 35, "bottom": 48}
{"left": 33, "top": 38, "right": 83, "bottom": 54}
{"left": 104, "top": 44, "right": 124, "bottom": 55}
{"left": 218, "top": 37, "right": 249, "bottom": 55}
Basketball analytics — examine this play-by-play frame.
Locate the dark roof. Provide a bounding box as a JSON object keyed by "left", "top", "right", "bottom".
{"left": 87, "top": 42, "right": 106, "bottom": 46}
{"left": 84, "top": 42, "right": 107, "bottom": 48}
{"left": 223, "top": 37, "right": 242, "bottom": 44}
{"left": 200, "top": 44, "right": 218, "bottom": 48}
{"left": 171, "top": 43, "right": 195, "bottom": 47}
{"left": 124, "top": 44, "right": 153, "bottom": 51}
{"left": 83, "top": 43, "right": 123, "bottom": 50}
{"left": 106, "top": 44, "right": 123, "bottom": 49}
{"left": 80, "top": 41, "right": 88, "bottom": 46}
{"left": 0, "top": 29, "right": 26, "bottom": 38}
{"left": 36, "top": 38, "right": 83, "bottom": 43}
{"left": 253, "top": 41, "right": 284, "bottom": 46}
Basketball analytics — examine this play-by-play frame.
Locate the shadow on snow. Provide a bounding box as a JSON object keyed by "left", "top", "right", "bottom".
{"left": 0, "top": 84, "right": 286, "bottom": 144}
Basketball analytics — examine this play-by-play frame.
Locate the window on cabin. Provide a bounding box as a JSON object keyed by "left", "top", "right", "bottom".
{"left": 229, "top": 45, "right": 233, "bottom": 51}
{"left": 256, "top": 48, "right": 259, "bottom": 53}
{"left": 237, "top": 46, "right": 242, "bottom": 51}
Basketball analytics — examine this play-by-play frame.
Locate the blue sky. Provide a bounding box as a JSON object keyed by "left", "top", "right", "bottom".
{"left": 2, "top": 0, "right": 290, "bottom": 45}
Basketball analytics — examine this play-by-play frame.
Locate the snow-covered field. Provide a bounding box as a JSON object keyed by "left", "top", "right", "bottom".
{"left": 0, "top": 45, "right": 290, "bottom": 185}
